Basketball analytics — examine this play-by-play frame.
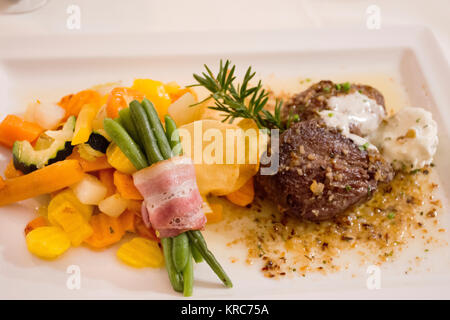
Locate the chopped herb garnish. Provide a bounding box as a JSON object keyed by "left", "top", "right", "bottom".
{"left": 345, "top": 185, "right": 352, "bottom": 191}
{"left": 335, "top": 83, "right": 341, "bottom": 90}
{"left": 410, "top": 169, "right": 420, "bottom": 174}
{"left": 341, "top": 82, "right": 351, "bottom": 92}
{"left": 416, "top": 118, "right": 421, "bottom": 123}
{"left": 359, "top": 142, "right": 370, "bottom": 151}
{"left": 387, "top": 212, "right": 396, "bottom": 219}
{"left": 328, "top": 113, "right": 334, "bottom": 117}
{"left": 358, "top": 90, "right": 362, "bottom": 94}
{"left": 306, "top": 78, "right": 311, "bottom": 82}
{"left": 323, "top": 87, "right": 331, "bottom": 93}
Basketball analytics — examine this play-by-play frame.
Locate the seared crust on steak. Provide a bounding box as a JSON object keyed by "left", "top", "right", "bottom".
{"left": 256, "top": 120, "right": 394, "bottom": 221}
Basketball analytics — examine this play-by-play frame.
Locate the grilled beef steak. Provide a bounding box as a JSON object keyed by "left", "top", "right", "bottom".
{"left": 256, "top": 119, "right": 394, "bottom": 221}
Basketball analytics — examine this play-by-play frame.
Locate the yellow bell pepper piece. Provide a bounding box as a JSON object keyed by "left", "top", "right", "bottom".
{"left": 164, "top": 81, "right": 181, "bottom": 95}
{"left": 48, "top": 198, "right": 93, "bottom": 246}
{"left": 26, "top": 226, "right": 71, "bottom": 259}
{"left": 117, "top": 237, "right": 164, "bottom": 268}
{"left": 132, "top": 79, "right": 171, "bottom": 120}
{"left": 49, "top": 189, "right": 93, "bottom": 221}
{"left": 106, "top": 143, "right": 137, "bottom": 174}
{"left": 72, "top": 103, "right": 100, "bottom": 145}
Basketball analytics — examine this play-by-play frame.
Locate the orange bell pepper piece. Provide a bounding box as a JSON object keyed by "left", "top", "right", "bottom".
{"left": 119, "top": 209, "right": 135, "bottom": 233}
{"left": 113, "top": 171, "right": 143, "bottom": 200}
{"left": 84, "top": 213, "right": 125, "bottom": 249}
{"left": 0, "top": 115, "right": 43, "bottom": 148}
{"left": 60, "top": 90, "right": 102, "bottom": 120}
{"left": 98, "top": 169, "right": 116, "bottom": 197}
{"left": 24, "top": 216, "right": 48, "bottom": 235}
{"left": 106, "top": 87, "right": 144, "bottom": 119}
{"left": 206, "top": 203, "right": 223, "bottom": 224}
{"left": 0, "top": 176, "right": 5, "bottom": 190}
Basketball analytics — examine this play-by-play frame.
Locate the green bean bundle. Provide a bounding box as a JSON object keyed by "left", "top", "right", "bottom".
{"left": 104, "top": 98, "right": 232, "bottom": 296}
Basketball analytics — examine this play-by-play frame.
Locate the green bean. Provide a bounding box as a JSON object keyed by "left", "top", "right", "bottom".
{"left": 161, "top": 237, "right": 184, "bottom": 292}
{"left": 103, "top": 118, "right": 148, "bottom": 170}
{"left": 141, "top": 98, "right": 172, "bottom": 160}
{"left": 187, "top": 230, "right": 233, "bottom": 288}
{"left": 153, "top": 112, "right": 231, "bottom": 287}
{"left": 129, "top": 100, "right": 164, "bottom": 164}
{"left": 190, "top": 241, "right": 204, "bottom": 263}
{"left": 183, "top": 250, "right": 194, "bottom": 297}
{"left": 118, "top": 108, "right": 140, "bottom": 146}
{"left": 164, "top": 115, "right": 182, "bottom": 157}
{"left": 172, "top": 232, "right": 190, "bottom": 273}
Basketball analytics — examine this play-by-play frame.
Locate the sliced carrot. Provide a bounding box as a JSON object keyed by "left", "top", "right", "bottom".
{"left": 58, "top": 93, "right": 74, "bottom": 110}
{"left": 225, "top": 177, "right": 255, "bottom": 207}
{"left": 134, "top": 213, "right": 158, "bottom": 242}
{"left": 62, "top": 90, "right": 102, "bottom": 120}
{"left": 113, "top": 171, "right": 143, "bottom": 200}
{"left": 98, "top": 169, "right": 116, "bottom": 196}
{"left": 127, "top": 200, "right": 142, "bottom": 213}
{"left": 67, "top": 149, "right": 112, "bottom": 172}
{"left": 24, "top": 216, "right": 48, "bottom": 235}
{"left": 4, "top": 160, "right": 23, "bottom": 179}
{"left": 106, "top": 87, "right": 144, "bottom": 119}
{"left": 0, "top": 115, "right": 43, "bottom": 148}
{"left": 0, "top": 160, "right": 84, "bottom": 207}
{"left": 206, "top": 203, "right": 223, "bottom": 224}
{"left": 119, "top": 209, "right": 135, "bottom": 233}
{"left": 0, "top": 176, "right": 5, "bottom": 190}
{"left": 84, "top": 213, "right": 125, "bottom": 249}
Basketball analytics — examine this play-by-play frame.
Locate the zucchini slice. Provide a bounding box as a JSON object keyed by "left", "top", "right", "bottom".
{"left": 13, "top": 116, "right": 76, "bottom": 174}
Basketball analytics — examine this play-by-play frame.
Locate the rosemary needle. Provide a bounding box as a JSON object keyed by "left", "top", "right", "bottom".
{"left": 190, "top": 60, "right": 297, "bottom": 132}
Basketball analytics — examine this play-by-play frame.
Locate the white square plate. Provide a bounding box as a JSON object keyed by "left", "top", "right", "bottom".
{"left": 0, "top": 26, "right": 449, "bottom": 299}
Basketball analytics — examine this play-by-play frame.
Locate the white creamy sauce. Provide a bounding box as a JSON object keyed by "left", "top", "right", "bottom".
{"left": 319, "top": 109, "right": 376, "bottom": 150}
{"left": 319, "top": 92, "right": 385, "bottom": 151}
{"left": 370, "top": 107, "right": 438, "bottom": 170}
{"left": 327, "top": 92, "right": 386, "bottom": 136}
{"left": 318, "top": 92, "right": 438, "bottom": 169}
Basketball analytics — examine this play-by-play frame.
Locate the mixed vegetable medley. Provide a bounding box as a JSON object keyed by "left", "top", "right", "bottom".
{"left": 0, "top": 77, "right": 258, "bottom": 296}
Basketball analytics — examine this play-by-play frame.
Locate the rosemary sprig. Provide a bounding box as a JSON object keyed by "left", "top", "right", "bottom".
{"left": 190, "top": 60, "right": 293, "bottom": 131}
